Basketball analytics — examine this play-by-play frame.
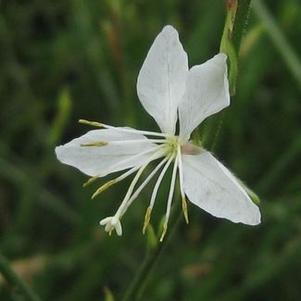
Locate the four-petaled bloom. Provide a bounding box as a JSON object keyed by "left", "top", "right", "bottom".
{"left": 55, "top": 25, "right": 261, "bottom": 241}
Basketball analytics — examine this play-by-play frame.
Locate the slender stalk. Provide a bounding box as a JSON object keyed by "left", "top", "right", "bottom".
{"left": 122, "top": 204, "right": 181, "bottom": 301}
{"left": 0, "top": 252, "right": 41, "bottom": 301}
{"left": 220, "top": 0, "right": 252, "bottom": 95}
{"left": 253, "top": 0, "right": 301, "bottom": 88}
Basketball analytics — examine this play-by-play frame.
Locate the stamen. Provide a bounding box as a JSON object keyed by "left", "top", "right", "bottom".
{"left": 91, "top": 165, "right": 140, "bottom": 199}
{"left": 150, "top": 155, "right": 174, "bottom": 209}
{"left": 79, "top": 119, "right": 103, "bottom": 127}
{"left": 81, "top": 139, "right": 167, "bottom": 147}
{"left": 143, "top": 207, "right": 152, "bottom": 234}
{"left": 114, "top": 167, "right": 147, "bottom": 217}
{"left": 79, "top": 119, "right": 170, "bottom": 138}
{"left": 160, "top": 155, "right": 179, "bottom": 242}
{"left": 160, "top": 217, "right": 168, "bottom": 242}
{"left": 104, "top": 139, "right": 167, "bottom": 145}
{"left": 83, "top": 176, "right": 98, "bottom": 187}
{"left": 114, "top": 150, "right": 165, "bottom": 218}
{"left": 143, "top": 155, "right": 174, "bottom": 233}
{"left": 181, "top": 196, "right": 189, "bottom": 224}
{"left": 177, "top": 145, "right": 189, "bottom": 224}
{"left": 80, "top": 141, "right": 108, "bottom": 147}
{"left": 120, "top": 157, "right": 169, "bottom": 218}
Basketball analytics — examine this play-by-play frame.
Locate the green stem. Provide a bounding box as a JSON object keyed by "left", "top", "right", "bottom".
{"left": 122, "top": 204, "right": 181, "bottom": 301}
{"left": 0, "top": 252, "right": 41, "bottom": 301}
{"left": 220, "top": 0, "right": 252, "bottom": 95}
{"left": 253, "top": 0, "right": 301, "bottom": 88}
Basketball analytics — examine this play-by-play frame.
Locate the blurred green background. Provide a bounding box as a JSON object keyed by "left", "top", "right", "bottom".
{"left": 1, "top": 0, "right": 301, "bottom": 300}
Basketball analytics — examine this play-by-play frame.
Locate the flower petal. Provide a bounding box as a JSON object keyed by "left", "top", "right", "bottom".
{"left": 182, "top": 151, "right": 261, "bottom": 225}
{"left": 179, "top": 53, "right": 230, "bottom": 141}
{"left": 55, "top": 128, "right": 158, "bottom": 177}
{"left": 137, "top": 25, "right": 188, "bottom": 134}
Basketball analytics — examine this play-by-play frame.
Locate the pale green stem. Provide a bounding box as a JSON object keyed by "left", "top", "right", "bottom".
{"left": 220, "top": 0, "right": 252, "bottom": 95}
{"left": 122, "top": 204, "right": 182, "bottom": 301}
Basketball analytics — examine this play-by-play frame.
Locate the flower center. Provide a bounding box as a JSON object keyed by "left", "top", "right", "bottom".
{"left": 164, "top": 136, "right": 202, "bottom": 157}
{"left": 164, "top": 136, "right": 182, "bottom": 157}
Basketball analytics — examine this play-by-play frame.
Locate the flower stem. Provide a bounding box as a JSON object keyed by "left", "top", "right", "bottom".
{"left": 220, "top": 0, "right": 252, "bottom": 95}
{"left": 122, "top": 203, "right": 182, "bottom": 301}
{"left": 0, "top": 252, "right": 41, "bottom": 301}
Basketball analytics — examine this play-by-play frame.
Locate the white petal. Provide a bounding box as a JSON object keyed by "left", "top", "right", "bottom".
{"left": 182, "top": 151, "right": 261, "bottom": 225}
{"left": 179, "top": 53, "right": 230, "bottom": 141}
{"left": 55, "top": 128, "right": 157, "bottom": 177}
{"left": 137, "top": 25, "right": 188, "bottom": 134}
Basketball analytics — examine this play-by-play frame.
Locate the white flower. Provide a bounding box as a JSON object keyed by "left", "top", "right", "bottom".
{"left": 55, "top": 25, "right": 261, "bottom": 240}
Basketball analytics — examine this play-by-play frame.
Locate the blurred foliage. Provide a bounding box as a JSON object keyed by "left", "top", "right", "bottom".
{"left": 0, "top": 0, "right": 301, "bottom": 300}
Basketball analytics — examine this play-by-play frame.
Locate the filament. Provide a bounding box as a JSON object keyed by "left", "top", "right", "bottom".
{"left": 79, "top": 119, "right": 170, "bottom": 137}
{"left": 107, "top": 139, "right": 167, "bottom": 145}
{"left": 81, "top": 139, "right": 167, "bottom": 147}
{"left": 160, "top": 154, "right": 179, "bottom": 242}
{"left": 120, "top": 156, "right": 169, "bottom": 217}
{"left": 114, "top": 150, "right": 166, "bottom": 218}
{"left": 149, "top": 154, "right": 175, "bottom": 210}
{"left": 177, "top": 145, "right": 189, "bottom": 223}
{"left": 92, "top": 165, "right": 140, "bottom": 199}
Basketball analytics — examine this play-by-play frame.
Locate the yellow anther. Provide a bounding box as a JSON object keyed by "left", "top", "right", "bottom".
{"left": 159, "top": 219, "right": 168, "bottom": 242}
{"left": 92, "top": 180, "right": 116, "bottom": 199}
{"left": 181, "top": 196, "right": 189, "bottom": 224}
{"left": 83, "top": 176, "right": 99, "bottom": 187}
{"left": 142, "top": 207, "right": 152, "bottom": 234}
{"left": 80, "top": 141, "right": 108, "bottom": 147}
{"left": 78, "top": 119, "right": 103, "bottom": 128}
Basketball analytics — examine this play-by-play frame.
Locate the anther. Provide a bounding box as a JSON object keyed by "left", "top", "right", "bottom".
{"left": 181, "top": 196, "right": 189, "bottom": 224}
{"left": 159, "top": 218, "right": 168, "bottom": 242}
{"left": 80, "top": 141, "right": 108, "bottom": 147}
{"left": 83, "top": 176, "right": 99, "bottom": 187}
{"left": 78, "top": 119, "right": 103, "bottom": 127}
{"left": 92, "top": 180, "right": 116, "bottom": 199}
{"left": 142, "top": 207, "right": 152, "bottom": 234}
